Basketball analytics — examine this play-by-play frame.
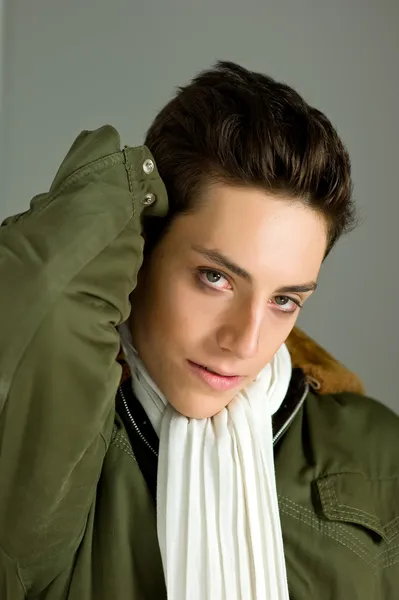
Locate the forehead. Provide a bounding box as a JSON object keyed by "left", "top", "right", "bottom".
{"left": 169, "top": 183, "right": 328, "bottom": 283}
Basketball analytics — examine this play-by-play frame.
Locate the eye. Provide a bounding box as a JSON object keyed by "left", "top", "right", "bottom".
{"left": 272, "top": 295, "right": 302, "bottom": 314}
{"left": 197, "top": 268, "right": 232, "bottom": 291}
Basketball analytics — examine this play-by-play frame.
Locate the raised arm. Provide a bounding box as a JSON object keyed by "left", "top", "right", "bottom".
{"left": 0, "top": 126, "right": 167, "bottom": 590}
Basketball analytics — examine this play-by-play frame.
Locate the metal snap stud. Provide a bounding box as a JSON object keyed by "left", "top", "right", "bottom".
{"left": 142, "top": 192, "right": 156, "bottom": 206}
{"left": 143, "top": 159, "right": 155, "bottom": 175}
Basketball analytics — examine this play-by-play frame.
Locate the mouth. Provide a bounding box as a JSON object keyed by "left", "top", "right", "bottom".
{"left": 187, "top": 360, "right": 245, "bottom": 392}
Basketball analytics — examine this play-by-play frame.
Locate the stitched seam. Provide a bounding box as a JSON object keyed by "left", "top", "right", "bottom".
{"left": 14, "top": 154, "right": 125, "bottom": 225}
{"left": 111, "top": 433, "right": 134, "bottom": 452}
{"left": 123, "top": 149, "right": 134, "bottom": 196}
{"left": 323, "top": 475, "right": 399, "bottom": 527}
{"left": 322, "top": 479, "right": 378, "bottom": 530}
{"left": 279, "top": 503, "right": 378, "bottom": 573}
{"left": 122, "top": 148, "right": 136, "bottom": 215}
{"left": 279, "top": 495, "right": 399, "bottom": 570}
{"left": 113, "top": 435, "right": 132, "bottom": 450}
{"left": 384, "top": 556, "right": 399, "bottom": 570}
{"left": 110, "top": 432, "right": 136, "bottom": 460}
{"left": 322, "top": 478, "right": 399, "bottom": 537}
{"left": 280, "top": 504, "right": 375, "bottom": 570}
{"left": 329, "top": 479, "right": 381, "bottom": 530}
{"left": 52, "top": 152, "right": 124, "bottom": 198}
{"left": 331, "top": 480, "right": 397, "bottom": 529}
{"left": 278, "top": 496, "right": 371, "bottom": 563}
{"left": 110, "top": 424, "right": 119, "bottom": 443}
{"left": 319, "top": 481, "right": 382, "bottom": 544}
{"left": 118, "top": 440, "right": 135, "bottom": 456}
{"left": 372, "top": 545, "right": 399, "bottom": 567}
{"left": 112, "top": 430, "right": 131, "bottom": 447}
{"left": 379, "top": 548, "right": 399, "bottom": 569}
{"left": 111, "top": 440, "right": 137, "bottom": 461}
{"left": 113, "top": 437, "right": 135, "bottom": 456}
{"left": 279, "top": 495, "right": 372, "bottom": 557}
{"left": 332, "top": 482, "right": 377, "bottom": 520}
{"left": 285, "top": 498, "right": 374, "bottom": 563}
{"left": 375, "top": 549, "right": 399, "bottom": 567}
{"left": 387, "top": 522, "right": 399, "bottom": 536}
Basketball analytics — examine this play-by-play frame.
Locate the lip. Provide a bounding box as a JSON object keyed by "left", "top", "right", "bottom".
{"left": 187, "top": 360, "right": 245, "bottom": 392}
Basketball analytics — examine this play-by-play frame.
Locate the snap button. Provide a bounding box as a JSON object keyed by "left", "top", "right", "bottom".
{"left": 143, "top": 159, "right": 155, "bottom": 175}
{"left": 142, "top": 192, "right": 156, "bottom": 206}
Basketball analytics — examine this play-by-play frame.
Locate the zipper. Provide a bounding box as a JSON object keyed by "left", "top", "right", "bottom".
{"left": 119, "top": 386, "right": 158, "bottom": 457}
{"left": 273, "top": 381, "right": 309, "bottom": 446}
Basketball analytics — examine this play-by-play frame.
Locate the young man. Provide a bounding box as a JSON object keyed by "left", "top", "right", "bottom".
{"left": 1, "top": 62, "right": 398, "bottom": 599}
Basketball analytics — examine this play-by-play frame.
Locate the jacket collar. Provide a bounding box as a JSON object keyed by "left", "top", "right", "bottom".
{"left": 286, "top": 327, "right": 364, "bottom": 396}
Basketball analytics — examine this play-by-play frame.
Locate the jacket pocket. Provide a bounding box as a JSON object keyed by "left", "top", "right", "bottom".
{"left": 316, "top": 473, "right": 399, "bottom": 543}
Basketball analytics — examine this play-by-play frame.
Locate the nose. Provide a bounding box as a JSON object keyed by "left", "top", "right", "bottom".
{"left": 216, "top": 299, "right": 263, "bottom": 360}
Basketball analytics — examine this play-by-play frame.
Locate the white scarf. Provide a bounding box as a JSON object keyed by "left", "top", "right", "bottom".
{"left": 120, "top": 323, "right": 292, "bottom": 600}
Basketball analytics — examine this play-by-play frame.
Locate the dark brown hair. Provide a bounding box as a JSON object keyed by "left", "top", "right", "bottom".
{"left": 144, "top": 61, "right": 356, "bottom": 256}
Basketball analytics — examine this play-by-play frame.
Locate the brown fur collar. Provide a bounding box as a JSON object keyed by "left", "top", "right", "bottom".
{"left": 286, "top": 327, "right": 364, "bottom": 395}
{"left": 118, "top": 327, "right": 365, "bottom": 396}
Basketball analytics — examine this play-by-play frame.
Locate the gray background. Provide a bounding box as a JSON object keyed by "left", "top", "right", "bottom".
{"left": 1, "top": 0, "right": 398, "bottom": 413}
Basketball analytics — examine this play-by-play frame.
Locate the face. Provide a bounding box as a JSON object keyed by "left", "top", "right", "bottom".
{"left": 130, "top": 183, "right": 327, "bottom": 418}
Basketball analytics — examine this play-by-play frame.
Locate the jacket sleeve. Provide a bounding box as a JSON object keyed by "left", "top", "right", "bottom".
{"left": 0, "top": 126, "right": 168, "bottom": 588}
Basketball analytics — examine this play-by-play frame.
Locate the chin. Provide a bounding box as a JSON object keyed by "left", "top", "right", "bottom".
{"left": 170, "top": 395, "right": 227, "bottom": 420}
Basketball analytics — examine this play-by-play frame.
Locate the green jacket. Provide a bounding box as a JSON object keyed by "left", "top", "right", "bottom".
{"left": 1, "top": 126, "right": 398, "bottom": 600}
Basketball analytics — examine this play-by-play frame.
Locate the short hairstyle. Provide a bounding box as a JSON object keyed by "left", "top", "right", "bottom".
{"left": 144, "top": 61, "right": 356, "bottom": 256}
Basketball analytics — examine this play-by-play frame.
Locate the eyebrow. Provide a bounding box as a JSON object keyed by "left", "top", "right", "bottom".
{"left": 276, "top": 282, "right": 318, "bottom": 294}
{"left": 192, "top": 245, "right": 318, "bottom": 293}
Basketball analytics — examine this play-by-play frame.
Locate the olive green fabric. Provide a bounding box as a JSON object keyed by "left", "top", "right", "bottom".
{"left": 0, "top": 126, "right": 398, "bottom": 599}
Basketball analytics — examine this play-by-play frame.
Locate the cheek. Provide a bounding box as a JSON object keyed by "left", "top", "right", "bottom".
{"left": 149, "top": 277, "right": 209, "bottom": 346}
{"left": 255, "top": 315, "right": 297, "bottom": 369}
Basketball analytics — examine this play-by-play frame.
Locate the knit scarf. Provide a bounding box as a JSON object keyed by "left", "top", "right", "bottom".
{"left": 120, "top": 323, "right": 292, "bottom": 600}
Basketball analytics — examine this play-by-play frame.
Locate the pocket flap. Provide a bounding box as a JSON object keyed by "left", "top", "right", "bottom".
{"left": 316, "top": 473, "right": 399, "bottom": 542}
